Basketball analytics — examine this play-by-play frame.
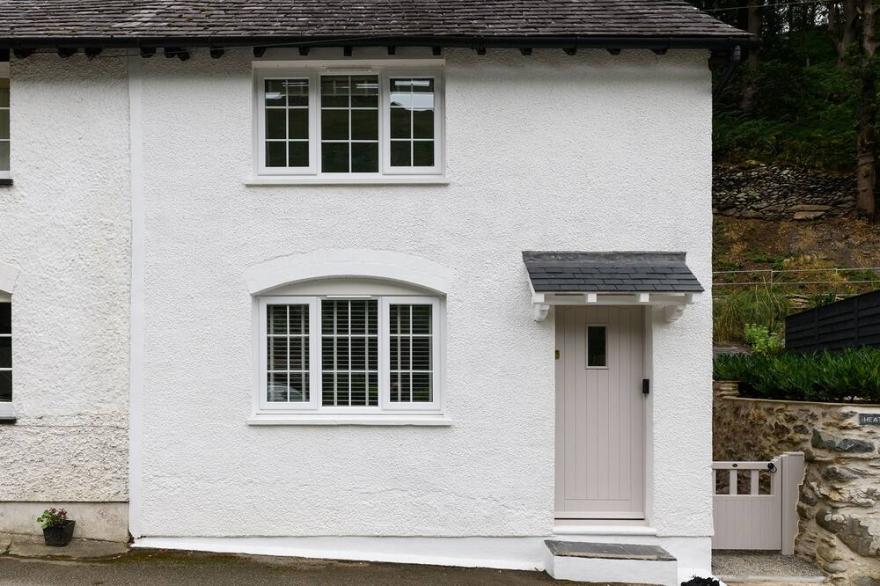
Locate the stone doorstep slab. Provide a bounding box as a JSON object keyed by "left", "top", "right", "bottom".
{"left": 544, "top": 540, "right": 676, "bottom": 562}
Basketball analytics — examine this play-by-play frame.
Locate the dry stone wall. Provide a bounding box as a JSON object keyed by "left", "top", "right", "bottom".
{"left": 714, "top": 382, "right": 880, "bottom": 584}
{"left": 713, "top": 163, "right": 855, "bottom": 221}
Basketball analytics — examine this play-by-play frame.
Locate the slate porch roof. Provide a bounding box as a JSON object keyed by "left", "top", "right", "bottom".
{"left": 0, "top": 0, "right": 751, "bottom": 49}
{"left": 523, "top": 251, "right": 704, "bottom": 293}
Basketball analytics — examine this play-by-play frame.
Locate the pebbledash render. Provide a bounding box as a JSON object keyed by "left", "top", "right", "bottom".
{"left": 0, "top": 1, "right": 750, "bottom": 581}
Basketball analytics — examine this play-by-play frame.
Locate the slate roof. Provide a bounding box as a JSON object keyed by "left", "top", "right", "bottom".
{"left": 523, "top": 251, "right": 704, "bottom": 293}
{"left": 0, "top": 1, "right": 750, "bottom": 48}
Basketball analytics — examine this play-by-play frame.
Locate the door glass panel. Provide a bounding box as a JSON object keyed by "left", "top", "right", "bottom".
{"left": 587, "top": 325, "right": 607, "bottom": 368}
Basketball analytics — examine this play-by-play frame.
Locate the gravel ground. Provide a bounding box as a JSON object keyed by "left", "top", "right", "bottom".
{"left": 0, "top": 548, "right": 648, "bottom": 585}
{"left": 713, "top": 551, "right": 825, "bottom": 582}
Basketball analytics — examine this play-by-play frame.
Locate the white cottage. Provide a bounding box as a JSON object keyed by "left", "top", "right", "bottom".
{"left": 0, "top": 1, "right": 750, "bottom": 582}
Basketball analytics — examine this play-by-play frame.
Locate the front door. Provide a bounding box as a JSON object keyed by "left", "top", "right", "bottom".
{"left": 555, "top": 306, "right": 645, "bottom": 519}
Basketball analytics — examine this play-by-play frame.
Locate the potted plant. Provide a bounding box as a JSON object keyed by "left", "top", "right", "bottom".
{"left": 37, "top": 508, "right": 75, "bottom": 546}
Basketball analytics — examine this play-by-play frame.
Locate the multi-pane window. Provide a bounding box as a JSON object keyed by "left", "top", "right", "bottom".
{"left": 389, "top": 304, "right": 433, "bottom": 402}
{"left": 266, "top": 304, "right": 310, "bottom": 402}
{"left": 256, "top": 66, "right": 442, "bottom": 177}
{"left": 264, "top": 79, "right": 310, "bottom": 168}
{"left": 0, "top": 302, "right": 10, "bottom": 402}
{"left": 321, "top": 300, "right": 379, "bottom": 406}
{"left": 389, "top": 79, "right": 435, "bottom": 168}
{"left": 0, "top": 70, "right": 9, "bottom": 175}
{"left": 259, "top": 296, "right": 440, "bottom": 412}
{"left": 321, "top": 76, "right": 379, "bottom": 173}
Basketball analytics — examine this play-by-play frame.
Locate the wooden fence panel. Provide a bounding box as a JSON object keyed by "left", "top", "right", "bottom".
{"left": 785, "top": 290, "right": 880, "bottom": 352}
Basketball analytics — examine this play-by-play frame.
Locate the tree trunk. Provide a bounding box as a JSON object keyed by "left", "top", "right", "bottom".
{"left": 837, "top": 0, "right": 859, "bottom": 66}
{"left": 856, "top": 0, "right": 879, "bottom": 219}
{"left": 857, "top": 65, "right": 877, "bottom": 219}
{"left": 747, "top": 1, "right": 761, "bottom": 69}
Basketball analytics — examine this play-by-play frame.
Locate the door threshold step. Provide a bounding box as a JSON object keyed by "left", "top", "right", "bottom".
{"left": 545, "top": 540, "right": 678, "bottom": 585}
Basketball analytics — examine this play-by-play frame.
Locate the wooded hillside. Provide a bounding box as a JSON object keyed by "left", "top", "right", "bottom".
{"left": 695, "top": 0, "right": 880, "bottom": 219}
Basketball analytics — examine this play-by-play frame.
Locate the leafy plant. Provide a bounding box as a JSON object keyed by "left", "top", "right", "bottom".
{"left": 714, "top": 285, "right": 790, "bottom": 344}
{"left": 714, "top": 348, "right": 880, "bottom": 403}
{"left": 744, "top": 323, "right": 784, "bottom": 354}
{"left": 36, "top": 508, "right": 69, "bottom": 529}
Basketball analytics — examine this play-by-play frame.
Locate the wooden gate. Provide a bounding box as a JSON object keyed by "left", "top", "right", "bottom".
{"left": 712, "top": 452, "right": 805, "bottom": 554}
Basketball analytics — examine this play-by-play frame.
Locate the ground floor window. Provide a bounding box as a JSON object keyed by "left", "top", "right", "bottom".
{"left": 258, "top": 295, "right": 440, "bottom": 412}
{"left": 0, "top": 300, "right": 10, "bottom": 402}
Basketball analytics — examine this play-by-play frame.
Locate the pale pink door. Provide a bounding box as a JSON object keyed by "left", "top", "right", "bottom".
{"left": 555, "top": 306, "right": 646, "bottom": 519}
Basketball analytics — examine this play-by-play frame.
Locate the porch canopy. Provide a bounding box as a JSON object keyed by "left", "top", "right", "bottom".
{"left": 522, "top": 251, "right": 704, "bottom": 322}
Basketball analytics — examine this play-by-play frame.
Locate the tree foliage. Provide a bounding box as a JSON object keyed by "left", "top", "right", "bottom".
{"left": 692, "top": 1, "right": 871, "bottom": 175}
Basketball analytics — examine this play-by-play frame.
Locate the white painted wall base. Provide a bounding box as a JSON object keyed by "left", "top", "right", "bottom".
{"left": 133, "top": 533, "right": 712, "bottom": 579}
{"left": 0, "top": 502, "right": 129, "bottom": 542}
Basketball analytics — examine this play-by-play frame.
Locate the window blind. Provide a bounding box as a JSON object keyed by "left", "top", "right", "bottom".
{"left": 321, "top": 300, "right": 378, "bottom": 406}
{"left": 266, "top": 304, "right": 310, "bottom": 402}
{"left": 389, "top": 303, "right": 433, "bottom": 403}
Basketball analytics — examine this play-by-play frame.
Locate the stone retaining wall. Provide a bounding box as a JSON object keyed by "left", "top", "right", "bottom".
{"left": 713, "top": 163, "right": 855, "bottom": 221}
{"left": 714, "top": 382, "right": 880, "bottom": 584}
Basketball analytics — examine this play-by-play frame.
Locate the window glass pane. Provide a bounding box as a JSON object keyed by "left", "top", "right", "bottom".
{"left": 390, "top": 141, "right": 410, "bottom": 167}
{"left": 265, "top": 142, "right": 286, "bottom": 167}
{"left": 321, "top": 76, "right": 350, "bottom": 107}
{"left": 0, "top": 142, "right": 8, "bottom": 172}
{"left": 265, "top": 109, "right": 286, "bottom": 140}
{"left": 0, "top": 303, "right": 9, "bottom": 334}
{"left": 0, "top": 371, "right": 10, "bottom": 402}
{"left": 0, "top": 337, "right": 9, "bottom": 369}
{"left": 389, "top": 304, "right": 433, "bottom": 403}
{"left": 321, "top": 109, "right": 348, "bottom": 141}
{"left": 413, "top": 141, "right": 434, "bottom": 167}
{"left": 390, "top": 107, "right": 410, "bottom": 139}
{"left": 321, "top": 143, "right": 349, "bottom": 173}
{"left": 321, "top": 300, "right": 378, "bottom": 406}
{"left": 587, "top": 326, "right": 607, "bottom": 367}
{"left": 0, "top": 79, "right": 8, "bottom": 108}
{"left": 266, "top": 304, "right": 310, "bottom": 403}
{"left": 286, "top": 79, "right": 309, "bottom": 107}
{"left": 265, "top": 80, "right": 286, "bottom": 107}
{"left": 351, "top": 143, "right": 378, "bottom": 173}
{"left": 288, "top": 109, "right": 309, "bottom": 139}
{"left": 351, "top": 110, "right": 378, "bottom": 140}
{"left": 412, "top": 110, "right": 434, "bottom": 139}
{"left": 351, "top": 76, "right": 379, "bottom": 107}
{"left": 288, "top": 142, "right": 309, "bottom": 167}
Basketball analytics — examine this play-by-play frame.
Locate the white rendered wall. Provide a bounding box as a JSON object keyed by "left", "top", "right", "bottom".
{"left": 128, "top": 46, "right": 713, "bottom": 543}
{"left": 0, "top": 54, "right": 131, "bottom": 506}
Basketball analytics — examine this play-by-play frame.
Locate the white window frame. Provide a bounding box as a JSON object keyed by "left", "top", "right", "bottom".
{"left": 0, "top": 61, "right": 9, "bottom": 180}
{"left": 256, "top": 294, "right": 443, "bottom": 416}
{"left": 253, "top": 60, "right": 444, "bottom": 181}
{"left": 0, "top": 296, "right": 9, "bottom": 404}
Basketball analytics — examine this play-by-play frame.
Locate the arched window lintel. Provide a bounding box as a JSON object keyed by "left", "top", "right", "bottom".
{"left": 244, "top": 249, "right": 452, "bottom": 296}
{"left": 0, "top": 261, "right": 20, "bottom": 296}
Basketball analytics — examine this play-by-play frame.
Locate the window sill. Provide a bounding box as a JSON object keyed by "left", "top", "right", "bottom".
{"left": 0, "top": 402, "right": 16, "bottom": 423}
{"left": 247, "top": 413, "right": 452, "bottom": 426}
{"left": 244, "top": 175, "right": 449, "bottom": 186}
{"left": 0, "top": 177, "right": 12, "bottom": 186}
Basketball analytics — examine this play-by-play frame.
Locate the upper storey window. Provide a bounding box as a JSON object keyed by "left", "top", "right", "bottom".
{"left": 0, "top": 62, "right": 9, "bottom": 178}
{"left": 255, "top": 62, "right": 443, "bottom": 179}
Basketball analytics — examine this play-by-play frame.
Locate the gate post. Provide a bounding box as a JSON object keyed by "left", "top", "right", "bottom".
{"left": 780, "top": 452, "right": 806, "bottom": 555}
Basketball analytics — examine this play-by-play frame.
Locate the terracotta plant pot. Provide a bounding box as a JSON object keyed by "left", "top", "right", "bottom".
{"left": 42, "top": 520, "right": 75, "bottom": 546}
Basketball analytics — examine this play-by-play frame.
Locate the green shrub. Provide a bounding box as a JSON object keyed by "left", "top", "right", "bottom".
{"left": 714, "top": 348, "right": 880, "bottom": 403}
{"left": 714, "top": 286, "right": 790, "bottom": 344}
{"left": 744, "top": 323, "right": 784, "bottom": 354}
